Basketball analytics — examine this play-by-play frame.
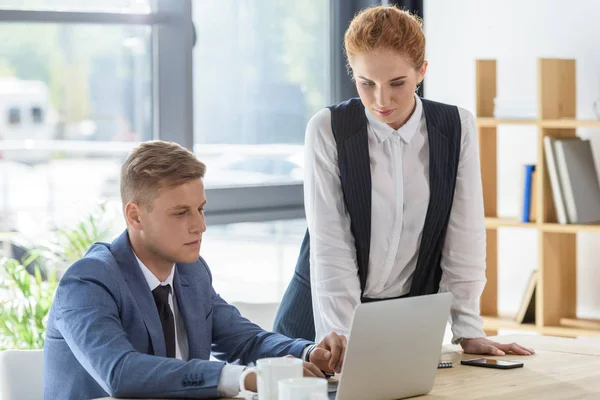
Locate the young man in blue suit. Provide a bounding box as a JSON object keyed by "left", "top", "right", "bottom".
{"left": 43, "top": 141, "right": 347, "bottom": 399}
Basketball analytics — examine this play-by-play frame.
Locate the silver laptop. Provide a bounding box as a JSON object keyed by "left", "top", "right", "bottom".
{"left": 328, "top": 292, "right": 452, "bottom": 400}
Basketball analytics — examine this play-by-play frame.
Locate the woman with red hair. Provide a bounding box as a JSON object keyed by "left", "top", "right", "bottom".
{"left": 274, "top": 5, "right": 533, "bottom": 362}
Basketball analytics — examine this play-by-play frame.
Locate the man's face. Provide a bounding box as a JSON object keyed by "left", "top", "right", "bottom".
{"left": 136, "top": 178, "right": 207, "bottom": 265}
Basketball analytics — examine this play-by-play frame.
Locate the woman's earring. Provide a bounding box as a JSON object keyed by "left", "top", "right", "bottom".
{"left": 416, "top": 81, "right": 423, "bottom": 96}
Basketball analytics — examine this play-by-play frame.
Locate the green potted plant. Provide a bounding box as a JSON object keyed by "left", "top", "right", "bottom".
{"left": 0, "top": 255, "right": 57, "bottom": 350}
{"left": 0, "top": 203, "right": 118, "bottom": 350}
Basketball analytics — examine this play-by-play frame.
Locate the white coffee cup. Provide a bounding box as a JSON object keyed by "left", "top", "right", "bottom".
{"left": 239, "top": 357, "right": 304, "bottom": 400}
{"left": 278, "top": 377, "right": 328, "bottom": 400}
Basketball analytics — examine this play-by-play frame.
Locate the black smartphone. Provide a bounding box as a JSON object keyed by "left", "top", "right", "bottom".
{"left": 460, "top": 358, "right": 524, "bottom": 369}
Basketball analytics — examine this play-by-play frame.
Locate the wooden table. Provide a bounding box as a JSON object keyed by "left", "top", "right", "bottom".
{"left": 97, "top": 334, "right": 600, "bottom": 400}
{"left": 427, "top": 334, "right": 600, "bottom": 399}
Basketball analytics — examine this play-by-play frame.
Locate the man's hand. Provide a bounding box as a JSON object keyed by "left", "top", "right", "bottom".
{"left": 243, "top": 372, "right": 258, "bottom": 393}
{"left": 243, "top": 357, "right": 325, "bottom": 392}
{"left": 461, "top": 338, "right": 534, "bottom": 356}
{"left": 285, "top": 355, "right": 326, "bottom": 378}
{"left": 309, "top": 332, "right": 347, "bottom": 374}
{"left": 301, "top": 359, "right": 327, "bottom": 378}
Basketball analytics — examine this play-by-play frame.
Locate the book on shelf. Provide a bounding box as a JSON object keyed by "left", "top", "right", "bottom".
{"left": 553, "top": 138, "right": 600, "bottom": 224}
{"left": 515, "top": 269, "right": 538, "bottom": 324}
{"left": 519, "top": 164, "right": 537, "bottom": 223}
{"left": 543, "top": 136, "right": 569, "bottom": 224}
{"left": 530, "top": 168, "right": 537, "bottom": 222}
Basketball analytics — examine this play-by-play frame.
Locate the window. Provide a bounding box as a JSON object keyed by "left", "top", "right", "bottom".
{"left": 0, "top": 1, "right": 191, "bottom": 242}
{"left": 0, "top": 23, "right": 151, "bottom": 234}
{"left": 190, "top": 0, "right": 332, "bottom": 300}
{"left": 192, "top": 0, "right": 330, "bottom": 190}
{"left": 203, "top": 219, "right": 306, "bottom": 303}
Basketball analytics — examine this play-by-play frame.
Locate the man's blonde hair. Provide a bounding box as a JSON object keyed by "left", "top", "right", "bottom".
{"left": 120, "top": 140, "right": 206, "bottom": 210}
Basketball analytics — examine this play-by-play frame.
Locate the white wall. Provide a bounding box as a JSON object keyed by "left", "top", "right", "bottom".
{"left": 425, "top": 0, "right": 600, "bottom": 319}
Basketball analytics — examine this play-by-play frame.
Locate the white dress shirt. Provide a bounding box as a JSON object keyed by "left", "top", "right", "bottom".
{"left": 305, "top": 95, "right": 487, "bottom": 343}
{"left": 135, "top": 255, "right": 243, "bottom": 397}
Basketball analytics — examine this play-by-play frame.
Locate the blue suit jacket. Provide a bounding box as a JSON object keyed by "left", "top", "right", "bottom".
{"left": 43, "top": 231, "right": 312, "bottom": 399}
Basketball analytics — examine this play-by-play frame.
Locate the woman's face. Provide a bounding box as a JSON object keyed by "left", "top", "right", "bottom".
{"left": 350, "top": 48, "right": 427, "bottom": 130}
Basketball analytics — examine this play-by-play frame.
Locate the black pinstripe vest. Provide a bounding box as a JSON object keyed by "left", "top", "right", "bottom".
{"left": 307, "top": 97, "right": 461, "bottom": 297}
{"left": 272, "top": 97, "right": 462, "bottom": 340}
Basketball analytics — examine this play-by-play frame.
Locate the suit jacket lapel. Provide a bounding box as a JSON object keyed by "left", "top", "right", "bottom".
{"left": 110, "top": 231, "right": 166, "bottom": 357}
{"left": 174, "top": 264, "right": 209, "bottom": 360}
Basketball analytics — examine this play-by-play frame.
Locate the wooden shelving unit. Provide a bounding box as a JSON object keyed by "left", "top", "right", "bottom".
{"left": 476, "top": 58, "right": 600, "bottom": 338}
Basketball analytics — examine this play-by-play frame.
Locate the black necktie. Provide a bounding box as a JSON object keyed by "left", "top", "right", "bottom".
{"left": 152, "top": 284, "right": 176, "bottom": 358}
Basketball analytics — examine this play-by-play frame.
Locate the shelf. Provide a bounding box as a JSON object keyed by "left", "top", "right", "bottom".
{"left": 542, "top": 325, "right": 600, "bottom": 338}
{"left": 476, "top": 118, "right": 600, "bottom": 128}
{"left": 560, "top": 318, "right": 600, "bottom": 330}
{"left": 476, "top": 118, "right": 537, "bottom": 127}
{"left": 484, "top": 218, "right": 600, "bottom": 233}
{"left": 483, "top": 316, "right": 600, "bottom": 338}
{"left": 483, "top": 316, "right": 537, "bottom": 332}
{"left": 484, "top": 218, "right": 536, "bottom": 229}
{"left": 541, "top": 223, "right": 600, "bottom": 234}
{"left": 540, "top": 119, "right": 600, "bottom": 128}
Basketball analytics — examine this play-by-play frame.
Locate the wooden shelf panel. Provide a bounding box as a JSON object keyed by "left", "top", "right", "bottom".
{"left": 476, "top": 118, "right": 536, "bottom": 127}
{"left": 484, "top": 218, "right": 536, "bottom": 229}
{"left": 483, "top": 316, "right": 600, "bottom": 338}
{"left": 541, "top": 223, "right": 600, "bottom": 233}
{"left": 560, "top": 318, "right": 600, "bottom": 330}
{"left": 541, "top": 119, "right": 600, "bottom": 128}
{"left": 484, "top": 218, "right": 600, "bottom": 233}
{"left": 483, "top": 316, "right": 536, "bottom": 332}
{"left": 476, "top": 118, "right": 600, "bottom": 128}
{"left": 542, "top": 325, "right": 600, "bottom": 338}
